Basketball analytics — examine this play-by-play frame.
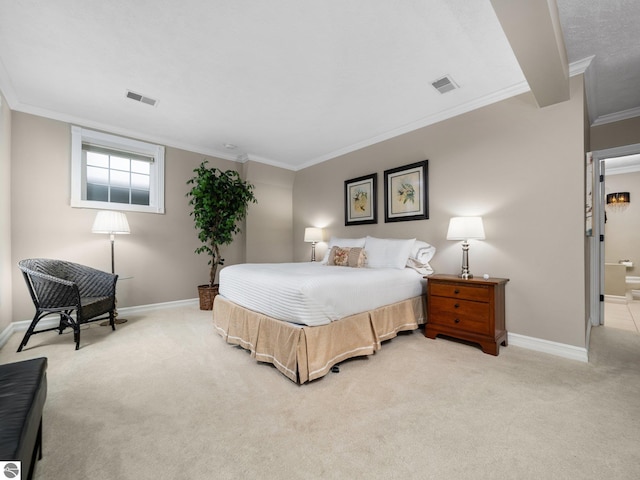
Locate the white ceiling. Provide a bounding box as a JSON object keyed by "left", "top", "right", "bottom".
{"left": 557, "top": 0, "right": 640, "bottom": 125}
{"left": 605, "top": 154, "right": 640, "bottom": 175}
{"left": 0, "top": 1, "right": 637, "bottom": 170}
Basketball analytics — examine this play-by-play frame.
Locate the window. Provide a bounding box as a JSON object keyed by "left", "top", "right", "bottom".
{"left": 71, "top": 126, "right": 165, "bottom": 213}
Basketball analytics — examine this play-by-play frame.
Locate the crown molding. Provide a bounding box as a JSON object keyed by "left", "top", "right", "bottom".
{"left": 568, "top": 55, "right": 640, "bottom": 127}
{"left": 7, "top": 49, "right": 637, "bottom": 172}
{"left": 0, "top": 57, "right": 19, "bottom": 108}
{"left": 1, "top": 95, "right": 242, "bottom": 164}
{"left": 569, "top": 55, "right": 594, "bottom": 76}
{"left": 297, "top": 80, "right": 532, "bottom": 171}
{"left": 244, "top": 153, "right": 296, "bottom": 171}
{"left": 592, "top": 106, "right": 640, "bottom": 127}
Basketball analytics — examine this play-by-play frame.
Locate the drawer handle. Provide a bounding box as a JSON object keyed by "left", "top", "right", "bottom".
{"left": 454, "top": 318, "right": 460, "bottom": 323}
{"left": 454, "top": 289, "right": 460, "bottom": 294}
{"left": 454, "top": 303, "right": 460, "bottom": 309}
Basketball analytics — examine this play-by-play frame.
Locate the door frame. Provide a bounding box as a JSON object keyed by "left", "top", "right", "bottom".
{"left": 589, "top": 143, "right": 640, "bottom": 331}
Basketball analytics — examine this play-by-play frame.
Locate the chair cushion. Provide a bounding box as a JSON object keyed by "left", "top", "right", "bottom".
{"left": 0, "top": 357, "right": 48, "bottom": 467}
{"left": 80, "top": 296, "right": 113, "bottom": 321}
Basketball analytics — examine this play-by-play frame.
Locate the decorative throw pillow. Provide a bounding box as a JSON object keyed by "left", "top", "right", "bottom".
{"left": 327, "top": 246, "right": 366, "bottom": 267}
{"left": 321, "top": 237, "right": 366, "bottom": 264}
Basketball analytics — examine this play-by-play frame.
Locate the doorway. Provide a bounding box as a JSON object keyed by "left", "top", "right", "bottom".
{"left": 590, "top": 143, "right": 640, "bottom": 336}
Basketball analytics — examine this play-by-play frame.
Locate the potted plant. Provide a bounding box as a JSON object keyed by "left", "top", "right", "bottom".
{"left": 186, "top": 160, "right": 257, "bottom": 310}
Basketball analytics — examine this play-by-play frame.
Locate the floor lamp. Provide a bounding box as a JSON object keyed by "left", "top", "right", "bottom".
{"left": 92, "top": 210, "right": 130, "bottom": 324}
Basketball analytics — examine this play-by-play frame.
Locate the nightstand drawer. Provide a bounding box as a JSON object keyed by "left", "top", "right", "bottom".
{"left": 430, "top": 282, "right": 490, "bottom": 302}
{"left": 429, "top": 297, "right": 491, "bottom": 334}
{"left": 425, "top": 274, "right": 509, "bottom": 355}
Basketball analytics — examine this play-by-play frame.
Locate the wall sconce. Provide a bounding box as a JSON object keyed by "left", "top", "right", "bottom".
{"left": 606, "top": 192, "right": 630, "bottom": 207}
{"left": 304, "top": 227, "right": 323, "bottom": 262}
{"left": 447, "top": 217, "right": 485, "bottom": 279}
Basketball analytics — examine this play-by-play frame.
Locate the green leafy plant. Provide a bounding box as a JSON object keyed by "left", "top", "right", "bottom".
{"left": 186, "top": 160, "right": 257, "bottom": 287}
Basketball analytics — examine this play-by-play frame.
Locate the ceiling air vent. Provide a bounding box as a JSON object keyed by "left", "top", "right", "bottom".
{"left": 431, "top": 75, "right": 458, "bottom": 94}
{"left": 125, "top": 90, "right": 158, "bottom": 107}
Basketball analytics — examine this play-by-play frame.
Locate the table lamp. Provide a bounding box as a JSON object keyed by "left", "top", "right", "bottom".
{"left": 447, "top": 216, "right": 485, "bottom": 279}
{"left": 304, "top": 227, "right": 323, "bottom": 262}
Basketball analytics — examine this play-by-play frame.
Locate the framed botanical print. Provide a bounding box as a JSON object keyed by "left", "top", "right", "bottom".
{"left": 384, "top": 160, "right": 428, "bottom": 222}
{"left": 344, "top": 173, "right": 377, "bottom": 225}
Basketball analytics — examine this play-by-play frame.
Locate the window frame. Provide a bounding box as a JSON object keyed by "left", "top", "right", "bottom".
{"left": 71, "top": 126, "right": 165, "bottom": 214}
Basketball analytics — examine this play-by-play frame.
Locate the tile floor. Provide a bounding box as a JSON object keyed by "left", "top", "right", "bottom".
{"left": 604, "top": 298, "right": 640, "bottom": 334}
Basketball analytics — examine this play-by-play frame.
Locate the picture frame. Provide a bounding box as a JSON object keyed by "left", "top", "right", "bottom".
{"left": 344, "top": 173, "right": 377, "bottom": 226}
{"left": 384, "top": 160, "right": 428, "bottom": 222}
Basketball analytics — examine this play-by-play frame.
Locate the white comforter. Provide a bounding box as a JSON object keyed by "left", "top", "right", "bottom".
{"left": 219, "top": 262, "right": 425, "bottom": 326}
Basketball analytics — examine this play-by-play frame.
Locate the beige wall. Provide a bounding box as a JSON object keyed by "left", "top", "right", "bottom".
{"left": 604, "top": 263, "right": 626, "bottom": 296}
{"left": 5, "top": 76, "right": 591, "bottom": 349}
{"left": 604, "top": 171, "right": 640, "bottom": 274}
{"left": 0, "top": 93, "right": 11, "bottom": 331}
{"left": 9, "top": 112, "right": 247, "bottom": 321}
{"left": 294, "top": 76, "right": 587, "bottom": 347}
{"left": 243, "top": 160, "right": 294, "bottom": 263}
{"left": 591, "top": 116, "right": 640, "bottom": 151}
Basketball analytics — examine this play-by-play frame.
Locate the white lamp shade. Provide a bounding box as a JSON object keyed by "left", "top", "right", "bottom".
{"left": 446, "top": 217, "right": 485, "bottom": 240}
{"left": 92, "top": 211, "right": 131, "bottom": 234}
{"left": 304, "top": 227, "right": 323, "bottom": 243}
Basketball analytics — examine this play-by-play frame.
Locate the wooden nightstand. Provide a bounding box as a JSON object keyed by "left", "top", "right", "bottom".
{"left": 425, "top": 274, "right": 509, "bottom": 355}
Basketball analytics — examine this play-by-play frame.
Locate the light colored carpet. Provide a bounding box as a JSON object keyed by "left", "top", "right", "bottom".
{"left": 1, "top": 305, "right": 639, "bottom": 480}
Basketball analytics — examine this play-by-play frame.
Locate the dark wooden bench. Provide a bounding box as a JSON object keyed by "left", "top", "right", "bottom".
{"left": 0, "top": 357, "right": 48, "bottom": 480}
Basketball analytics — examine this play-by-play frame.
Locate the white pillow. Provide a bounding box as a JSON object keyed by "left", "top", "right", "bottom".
{"left": 321, "top": 237, "right": 366, "bottom": 264}
{"left": 409, "top": 240, "right": 436, "bottom": 264}
{"left": 364, "top": 236, "right": 416, "bottom": 269}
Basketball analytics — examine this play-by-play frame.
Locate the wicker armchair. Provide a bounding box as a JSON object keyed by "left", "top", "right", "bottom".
{"left": 17, "top": 259, "right": 118, "bottom": 351}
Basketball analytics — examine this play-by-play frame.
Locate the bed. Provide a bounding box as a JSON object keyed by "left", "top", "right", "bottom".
{"left": 212, "top": 236, "right": 435, "bottom": 383}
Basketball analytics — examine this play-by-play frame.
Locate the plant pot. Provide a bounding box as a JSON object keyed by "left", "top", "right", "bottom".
{"left": 198, "top": 284, "right": 219, "bottom": 310}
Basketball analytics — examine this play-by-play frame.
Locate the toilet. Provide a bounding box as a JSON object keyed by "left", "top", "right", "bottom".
{"left": 625, "top": 276, "right": 640, "bottom": 302}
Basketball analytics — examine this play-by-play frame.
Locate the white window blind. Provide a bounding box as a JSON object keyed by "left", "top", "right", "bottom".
{"left": 71, "top": 126, "right": 165, "bottom": 214}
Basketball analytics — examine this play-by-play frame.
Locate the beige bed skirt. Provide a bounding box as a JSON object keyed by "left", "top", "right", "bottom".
{"left": 212, "top": 295, "right": 425, "bottom": 383}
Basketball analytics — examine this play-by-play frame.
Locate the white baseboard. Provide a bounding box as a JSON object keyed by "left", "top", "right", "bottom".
{"left": 2, "top": 300, "right": 588, "bottom": 364}
{"left": 0, "top": 298, "right": 199, "bottom": 350}
{"left": 604, "top": 295, "right": 627, "bottom": 304}
{"left": 0, "top": 323, "right": 18, "bottom": 350}
{"left": 508, "top": 332, "right": 588, "bottom": 363}
{"left": 117, "top": 298, "right": 199, "bottom": 315}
